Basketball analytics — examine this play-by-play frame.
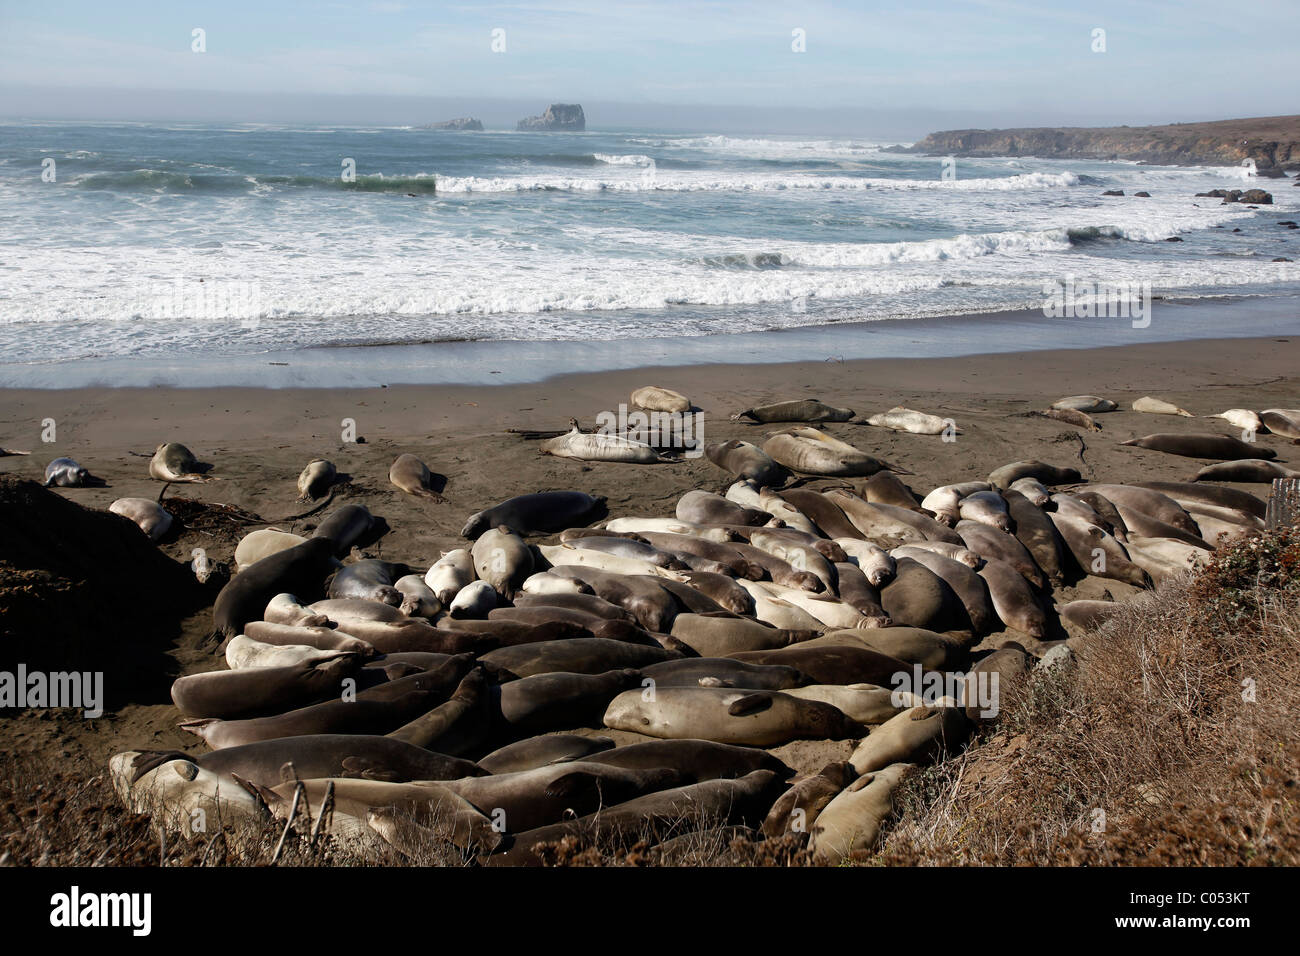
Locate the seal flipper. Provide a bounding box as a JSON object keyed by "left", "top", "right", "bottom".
{"left": 543, "top": 771, "right": 604, "bottom": 801}
{"left": 727, "top": 693, "right": 775, "bottom": 717}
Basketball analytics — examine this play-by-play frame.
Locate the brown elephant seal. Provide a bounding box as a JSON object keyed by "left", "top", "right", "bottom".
{"left": 976, "top": 557, "right": 1048, "bottom": 637}
{"left": 472, "top": 525, "right": 533, "bottom": 599}
{"left": 669, "top": 613, "right": 814, "bottom": 657}
{"left": 263, "top": 593, "right": 331, "bottom": 628}
{"left": 1120, "top": 433, "right": 1275, "bottom": 461}
{"left": 170, "top": 653, "right": 363, "bottom": 719}
{"left": 512, "top": 591, "right": 633, "bottom": 621}
{"left": 297, "top": 458, "right": 337, "bottom": 500}
{"left": 1001, "top": 489, "right": 1066, "bottom": 587}
{"left": 1260, "top": 408, "right": 1300, "bottom": 440}
{"left": 809, "top": 762, "right": 913, "bottom": 861}
{"left": 462, "top": 491, "right": 606, "bottom": 539}
{"left": 386, "top": 667, "right": 492, "bottom": 754}
{"left": 312, "top": 503, "right": 375, "bottom": 557}
{"left": 389, "top": 453, "right": 445, "bottom": 500}
{"left": 675, "top": 571, "right": 753, "bottom": 615}
{"left": 638, "top": 532, "right": 762, "bottom": 579}
{"left": 705, "top": 440, "right": 787, "bottom": 487}
{"left": 879, "top": 557, "right": 971, "bottom": 633}
{"left": 776, "top": 489, "right": 862, "bottom": 540}
{"left": 478, "top": 734, "right": 617, "bottom": 774}
{"left": 762, "top": 760, "right": 857, "bottom": 838}
{"left": 849, "top": 705, "right": 969, "bottom": 774}
{"left": 639, "top": 657, "right": 806, "bottom": 690}
{"left": 479, "top": 637, "right": 680, "bottom": 681}
{"left": 148, "top": 442, "right": 213, "bottom": 482}
{"left": 732, "top": 399, "right": 854, "bottom": 423}
{"left": 43, "top": 457, "right": 95, "bottom": 488}
{"left": 841, "top": 626, "right": 966, "bottom": 671}
{"left": 1076, "top": 484, "right": 1199, "bottom": 535}
{"left": 1131, "top": 481, "right": 1266, "bottom": 519}
{"left": 860, "top": 471, "right": 923, "bottom": 511}
{"left": 122, "top": 735, "right": 483, "bottom": 791}
{"left": 958, "top": 490, "right": 1012, "bottom": 531}
{"left": 889, "top": 548, "right": 994, "bottom": 634}
{"left": 495, "top": 668, "right": 645, "bottom": 738}
{"left": 987, "top": 460, "right": 1082, "bottom": 489}
{"left": 833, "top": 562, "right": 891, "bottom": 627}
{"left": 242, "top": 620, "right": 375, "bottom": 656}
{"left": 763, "top": 430, "right": 892, "bottom": 477}
{"left": 675, "top": 490, "right": 768, "bottom": 527}
{"left": 487, "top": 770, "right": 785, "bottom": 865}
{"left": 826, "top": 490, "right": 962, "bottom": 545}
{"left": 234, "top": 529, "right": 308, "bottom": 571}
{"left": 1056, "top": 599, "right": 1126, "bottom": 631}
{"left": 604, "top": 686, "right": 863, "bottom": 747}
{"left": 109, "top": 497, "right": 173, "bottom": 541}
{"left": 442, "top": 762, "right": 688, "bottom": 833}
{"left": 1047, "top": 512, "right": 1149, "bottom": 588}
{"left": 580, "top": 739, "right": 792, "bottom": 781}
{"left": 727, "top": 644, "right": 908, "bottom": 686}
{"left": 1191, "top": 459, "right": 1300, "bottom": 482}
{"left": 956, "top": 520, "right": 1045, "bottom": 589}
{"left": 327, "top": 559, "right": 407, "bottom": 606}
{"left": 212, "top": 537, "right": 339, "bottom": 640}
{"left": 963, "top": 646, "right": 1031, "bottom": 722}
{"left": 547, "top": 566, "right": 680, "bottom": 631}
{"left": 631, "top": 385, "right": 691, "bottom": 412}
{"left": 183, "top": 656, "right": 476, "bottom": 749}
{"left": 1038, "top": 407, "right": 1100, "bottom": 430}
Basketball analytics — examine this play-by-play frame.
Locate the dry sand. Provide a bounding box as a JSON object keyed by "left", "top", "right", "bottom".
{"left": 0, "top": 334, "right": 1296, "bottom": 775}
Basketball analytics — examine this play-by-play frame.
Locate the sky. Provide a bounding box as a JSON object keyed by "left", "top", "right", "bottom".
{"left": 1, "top": 1, "right": 1296, "bottom": 136}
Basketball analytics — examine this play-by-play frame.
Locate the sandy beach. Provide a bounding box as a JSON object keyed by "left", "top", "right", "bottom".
{"left": 1, "top": 333, "right": 1295, "bottom": 775}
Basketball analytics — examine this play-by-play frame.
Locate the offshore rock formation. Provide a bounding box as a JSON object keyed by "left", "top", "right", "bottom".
{"left": 423, "top": 118, "right": 484, "bottom": 131}
{"left": 517, "top": 104, "right": 586, "bottom": 132}
{"left": 900, "top": 115, "right": 1300, "bottom": 170}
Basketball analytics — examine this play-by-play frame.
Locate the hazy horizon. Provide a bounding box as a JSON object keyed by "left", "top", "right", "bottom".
{"left": 2, "top": 1, "right": 1297, "bottom": 138}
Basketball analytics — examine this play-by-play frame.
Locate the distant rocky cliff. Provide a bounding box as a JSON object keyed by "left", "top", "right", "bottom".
{"left": 900, "top": 116, "right": 1300, "bottom": 170}
{"left": 423, "top": 118, "right": 483, "bottom": 131}
{"left": 517, "top": 104, "right": 586, "bottom": 132}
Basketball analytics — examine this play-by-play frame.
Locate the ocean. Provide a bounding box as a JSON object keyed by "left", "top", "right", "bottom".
{"left": 1, "top": 121, "right": 1298, "bottom": 386}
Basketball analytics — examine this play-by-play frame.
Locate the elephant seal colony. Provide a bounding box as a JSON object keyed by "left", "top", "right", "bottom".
{"left": 86, "top": 384, "right": 1288, "bottom": 866}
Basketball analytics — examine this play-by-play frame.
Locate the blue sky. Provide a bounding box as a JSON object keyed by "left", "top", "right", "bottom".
{"left": 2, "top": 1, "right": 1296, "bottom": 129}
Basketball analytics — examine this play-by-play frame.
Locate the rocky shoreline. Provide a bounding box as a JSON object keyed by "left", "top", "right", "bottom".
{"left": 898, "top": 115, "right": 1300, "bottom": 171}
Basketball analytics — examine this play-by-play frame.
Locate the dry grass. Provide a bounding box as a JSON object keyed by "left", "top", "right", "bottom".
{"left": 877, "top": 524, "right": 1300, "bottom": 866}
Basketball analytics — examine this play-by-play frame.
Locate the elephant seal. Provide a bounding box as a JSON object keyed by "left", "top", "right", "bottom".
{"left": 836, "top": 539, "right": 897, "bottom": 584}
{"left": 243, "top": 620, "right": 375, "bottom": 656}
{"left": 833, "top": 562, "right": 891, "bottom": 626}
{"left": 43, "top": 457, "right": 93, "bottom": 487}
{"left": 783, "top": 684, "right": 913, "bottom": 725}
{"left": 763, "top": 429, "right": 892, "bottom": 477}
{"left": 1132, "top": 481, "right": 1266, "bottom": 519}
{"left": 226, "top": 634, "right": 349, "bottom": 669}
{"left": 212, "top": 537, "right": 339, "bottom": 640}
{"left": 328, "top": 559, "right": 407, "bottom": 606}
{"left": 448, "top": 580, "right": 498, "bottom": 618}
{"left": 705, "top": 440, "right": 787, "bottom": 486}
{"left": 762, "top": 760, "right": 857, "bottom": 838}
{"left": 183, "top": 657, "right": 476, "bottom": 749}
{"left": 732, "top": 399, "right": 854, "bottom": 423}
{"left": 541, "top": 420, "right": 671, "bottom": 464}
{"left": 1002, "top": 489, "right": 1066, "bottom": 587}
{"left": 297, "top": 458, "right": 336, "bottom": 500}
{"left": 1056, "top": 599, "right": 1126, "bottom": 631}
{"left": 1120, "top": 433, "right": 1274, "bottom": 461}
{"left": 639, "top": 657, "right": 805, "bottom": 690}
{"left": 557, "top": 536, "right": 687, "bottom": 571}
{"left": 809, "top": 762, "right": 913, "bottom": 861}
{"left": 386, "top": 667, "right": 492, "bottom": 753}
{"left": 848, "top": 705, "right": 969, "bottom": 774}
{"left": 108, "top": 497, "right": 173, "bottom": 541}
{"left": 1208, "top": 409, "right": 1264, "bottom": 433}
{"left": 1009, "top": 477, "right": 1050, "bottom": 506}
{"left": 860, "top": 471, "right": 923, "bottom": 511}
{"left": 844, "top": 626, "right": 966, "bottom": 671}
{"left": 235, "top": 528, "right": 308, "bottom": 572}
{"left": 1038, "top": 407, "right": 1100, "bottom": 430}
{"left": 472, "top": 525, "right": 533, "bottom": 599}
{"left": 879, "top": 558, "right": 970, "bottom": 633}
{"left": 956, "top": 520, "right": 1045, "bottom": 589}
{"left": 170, "top": 653, "right": 363, "bottom": 719}
{"left": 1132, "top": 396, "right": 1193, "bottom": 417}
{"left": 637, "top": 532, "right": 760, "bottom": 579}
{"left": 1191, "top": 459, "right": 1300, "bottom": 482}
{"left": 603, "top": 686, "right": 863, "bottom": 747}
{"left": 957, "top": 490, "right": 1011, "bottom": 531}
{"left": 669, "top": 614, "right": 813, "bottom": 657}
{"left": 547, "top": 566, "right": 681, "bottom": 631}
{"left": 631, "top": 385, "right": 690, "bottom": 413}
{"left": 1260, "top": 408, "right": 1300, "bottom": 440}
{"left": 976, "top": 557, "right": 1048, "bottom": 637}
{"left": 887, "top": 549, "right": 992, "bottom": 633}
{"left": 1076, "top": 484, "right": 1199, "bottom": 535}
{"left": 1052, "top": 395, "right": 1117, "bottom": 413}
{"left": 512, "top": 591, "right": 633, "bottom": 621}
{"left": 148, "top": 442, "right": 212, "bottom": 482}
{"left": 480, "top": 637, "right": 680, "bottom": 681}
{"left": 312, "top": 504, "right": 374, "bottom": 557}
{"left": 1047, "top": 512, "right": 1150, "bottom": 588}
{"left": 442, "top": 762, "right": 688, "bottom": 833}
{"left": 676, "top": 490, "right": 768, "bottom": 527}
{"left": 394, "top": 574, "right": 441, "bottom": 618}
{"left": 1111, "top": 503, "right": 1209, "bottom": 549}
{"left": 496, "top": 668, "right": 645, "bottom": 738}
{"left": 920, "top": 481, "right": 991, "bottom": 525}
{"left": 110, "top": 753, "right": 267, "bottom": 838}
{"left": 262, "top": 594, "right": 330, "bottom": 629}
{"left": 478, "top": 735, "right": 617, "bottom": 774}
{"left": 121, "top": 735, "right": 483, "bottom": 791}
{"left": 865, "top": 406, "right": 957, "bottom": 435}
{"left": 580, "top": 739, "right": 792, "bottom": 781}
{"left": 674, "top": 571, "right": 753, "bottom": 615}
{"left": 987, "top": 460, "right": 1081, "bottom": 489}
{"left": 487, "top": 770, "right": 784, "bottom": 865}
{"left": 462, "top": 491, "right": 605, "bottom": 538}
{"left": 827, "top": 491, "right": 962, "bottom": 545}
{"left": 389, "top": 453, "right": 445, "bottom": 500}
{"left": 774, "top": 489, "right": 860, "bottom": 540}
{"left": 963, "top": 646, "right": 1031, "bottom": 722}
{"left": 728, "top": 645, "right": 908, "bottom": 686}
{"left": 424, "top": 549, "right": 475, "bottom": 603}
